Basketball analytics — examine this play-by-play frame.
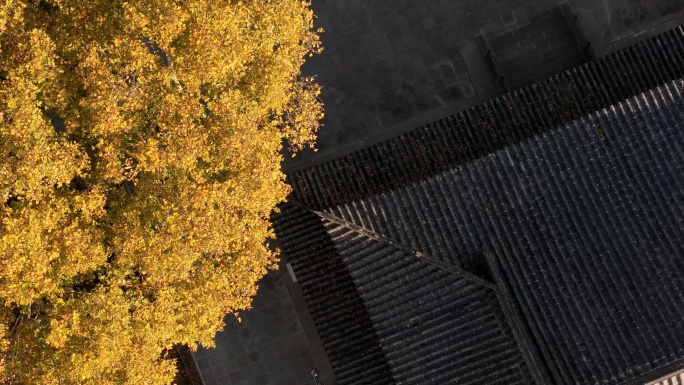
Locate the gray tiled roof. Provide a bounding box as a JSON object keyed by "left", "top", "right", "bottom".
{"left": 648, "top": 369, "right": 684, "bottom": 385}
{"left": 322, "top": 79, "right": 684, "bottom": 384}
{"left": 274, "top": 25, "right": 684, "bottom": 385}
{"left": 273, "top": 204, "right": 394, "bottom": 384}
{"left": 320, "top": 215, "right": 533, "bottom": 385}
{"left": 274, "top": 202, "right": 533, "bottom": 385}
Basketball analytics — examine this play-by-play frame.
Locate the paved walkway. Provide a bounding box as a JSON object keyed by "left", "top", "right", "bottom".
{"left": 192, "top": 267, "right": 321, "bottom": 385}
{"left": 296, "top": 0, "right": 479, "bottom": 164}
{"left": 488, "top": 8, "right": 586, "bottom": 90}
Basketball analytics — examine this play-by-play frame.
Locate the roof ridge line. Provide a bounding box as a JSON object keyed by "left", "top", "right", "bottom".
{"left": 286, "top": 199, "right": 496, "bottom": 290}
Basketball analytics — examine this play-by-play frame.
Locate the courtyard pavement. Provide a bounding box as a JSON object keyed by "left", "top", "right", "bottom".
{"left": 196, "top": 1, "right": 684, "bottom": 385}
{"left": 192, "top": 266, "right": 323, "bottom": 385}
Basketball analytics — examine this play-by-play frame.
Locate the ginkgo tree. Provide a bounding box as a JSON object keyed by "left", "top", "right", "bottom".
{"left": 0, "top": 0, "right": 322, "bottom": 383}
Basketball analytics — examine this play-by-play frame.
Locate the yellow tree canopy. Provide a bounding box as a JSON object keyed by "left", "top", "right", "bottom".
{"left": 0, "top": 0, "right": 322, "bottom": 383}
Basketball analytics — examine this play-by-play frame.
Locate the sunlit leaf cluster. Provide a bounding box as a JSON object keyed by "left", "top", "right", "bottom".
{"left": 0, "top": 0, "right": 322, "bottom": 383}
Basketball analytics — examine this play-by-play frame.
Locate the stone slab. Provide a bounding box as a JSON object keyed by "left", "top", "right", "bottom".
{"left": 193, "top": 268, "right": 318, "bottom": 385}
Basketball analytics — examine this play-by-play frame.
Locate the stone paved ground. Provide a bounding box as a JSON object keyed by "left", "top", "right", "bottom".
{"left": 193, "top": 268, "right": 318, "bottom": 385}
{"left": 488, "top": 8, "right": 586, "bottom": 90}
{"left": 577, "top": 0, "right": 684, "bottom": 46}
{"left": 298, "top": 0, "right": 477, "bottom": 160}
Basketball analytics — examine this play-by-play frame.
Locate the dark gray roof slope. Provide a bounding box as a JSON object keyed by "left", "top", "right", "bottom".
{"left": 319, "top": 214, "right": 533, "bottom": 385}
{"left": 273, "top": 203, "right": 535, "bottom": 385}
{"left": 273, "top": 204, "right": 394, "bottom": 384}
{"left": 313, "top": 79, "right": 684, "bottom": 384}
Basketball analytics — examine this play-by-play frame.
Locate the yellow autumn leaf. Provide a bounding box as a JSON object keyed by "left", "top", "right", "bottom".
{"left": 0, "top": 0, "right": 322, "bottom": 383}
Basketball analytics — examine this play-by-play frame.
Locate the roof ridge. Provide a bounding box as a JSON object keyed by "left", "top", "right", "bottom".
{"left": 286, "top": 199, "right": 496, "bottom": 290}
{"left": 271, "top": 203, "right": 396, "bottom": 383}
